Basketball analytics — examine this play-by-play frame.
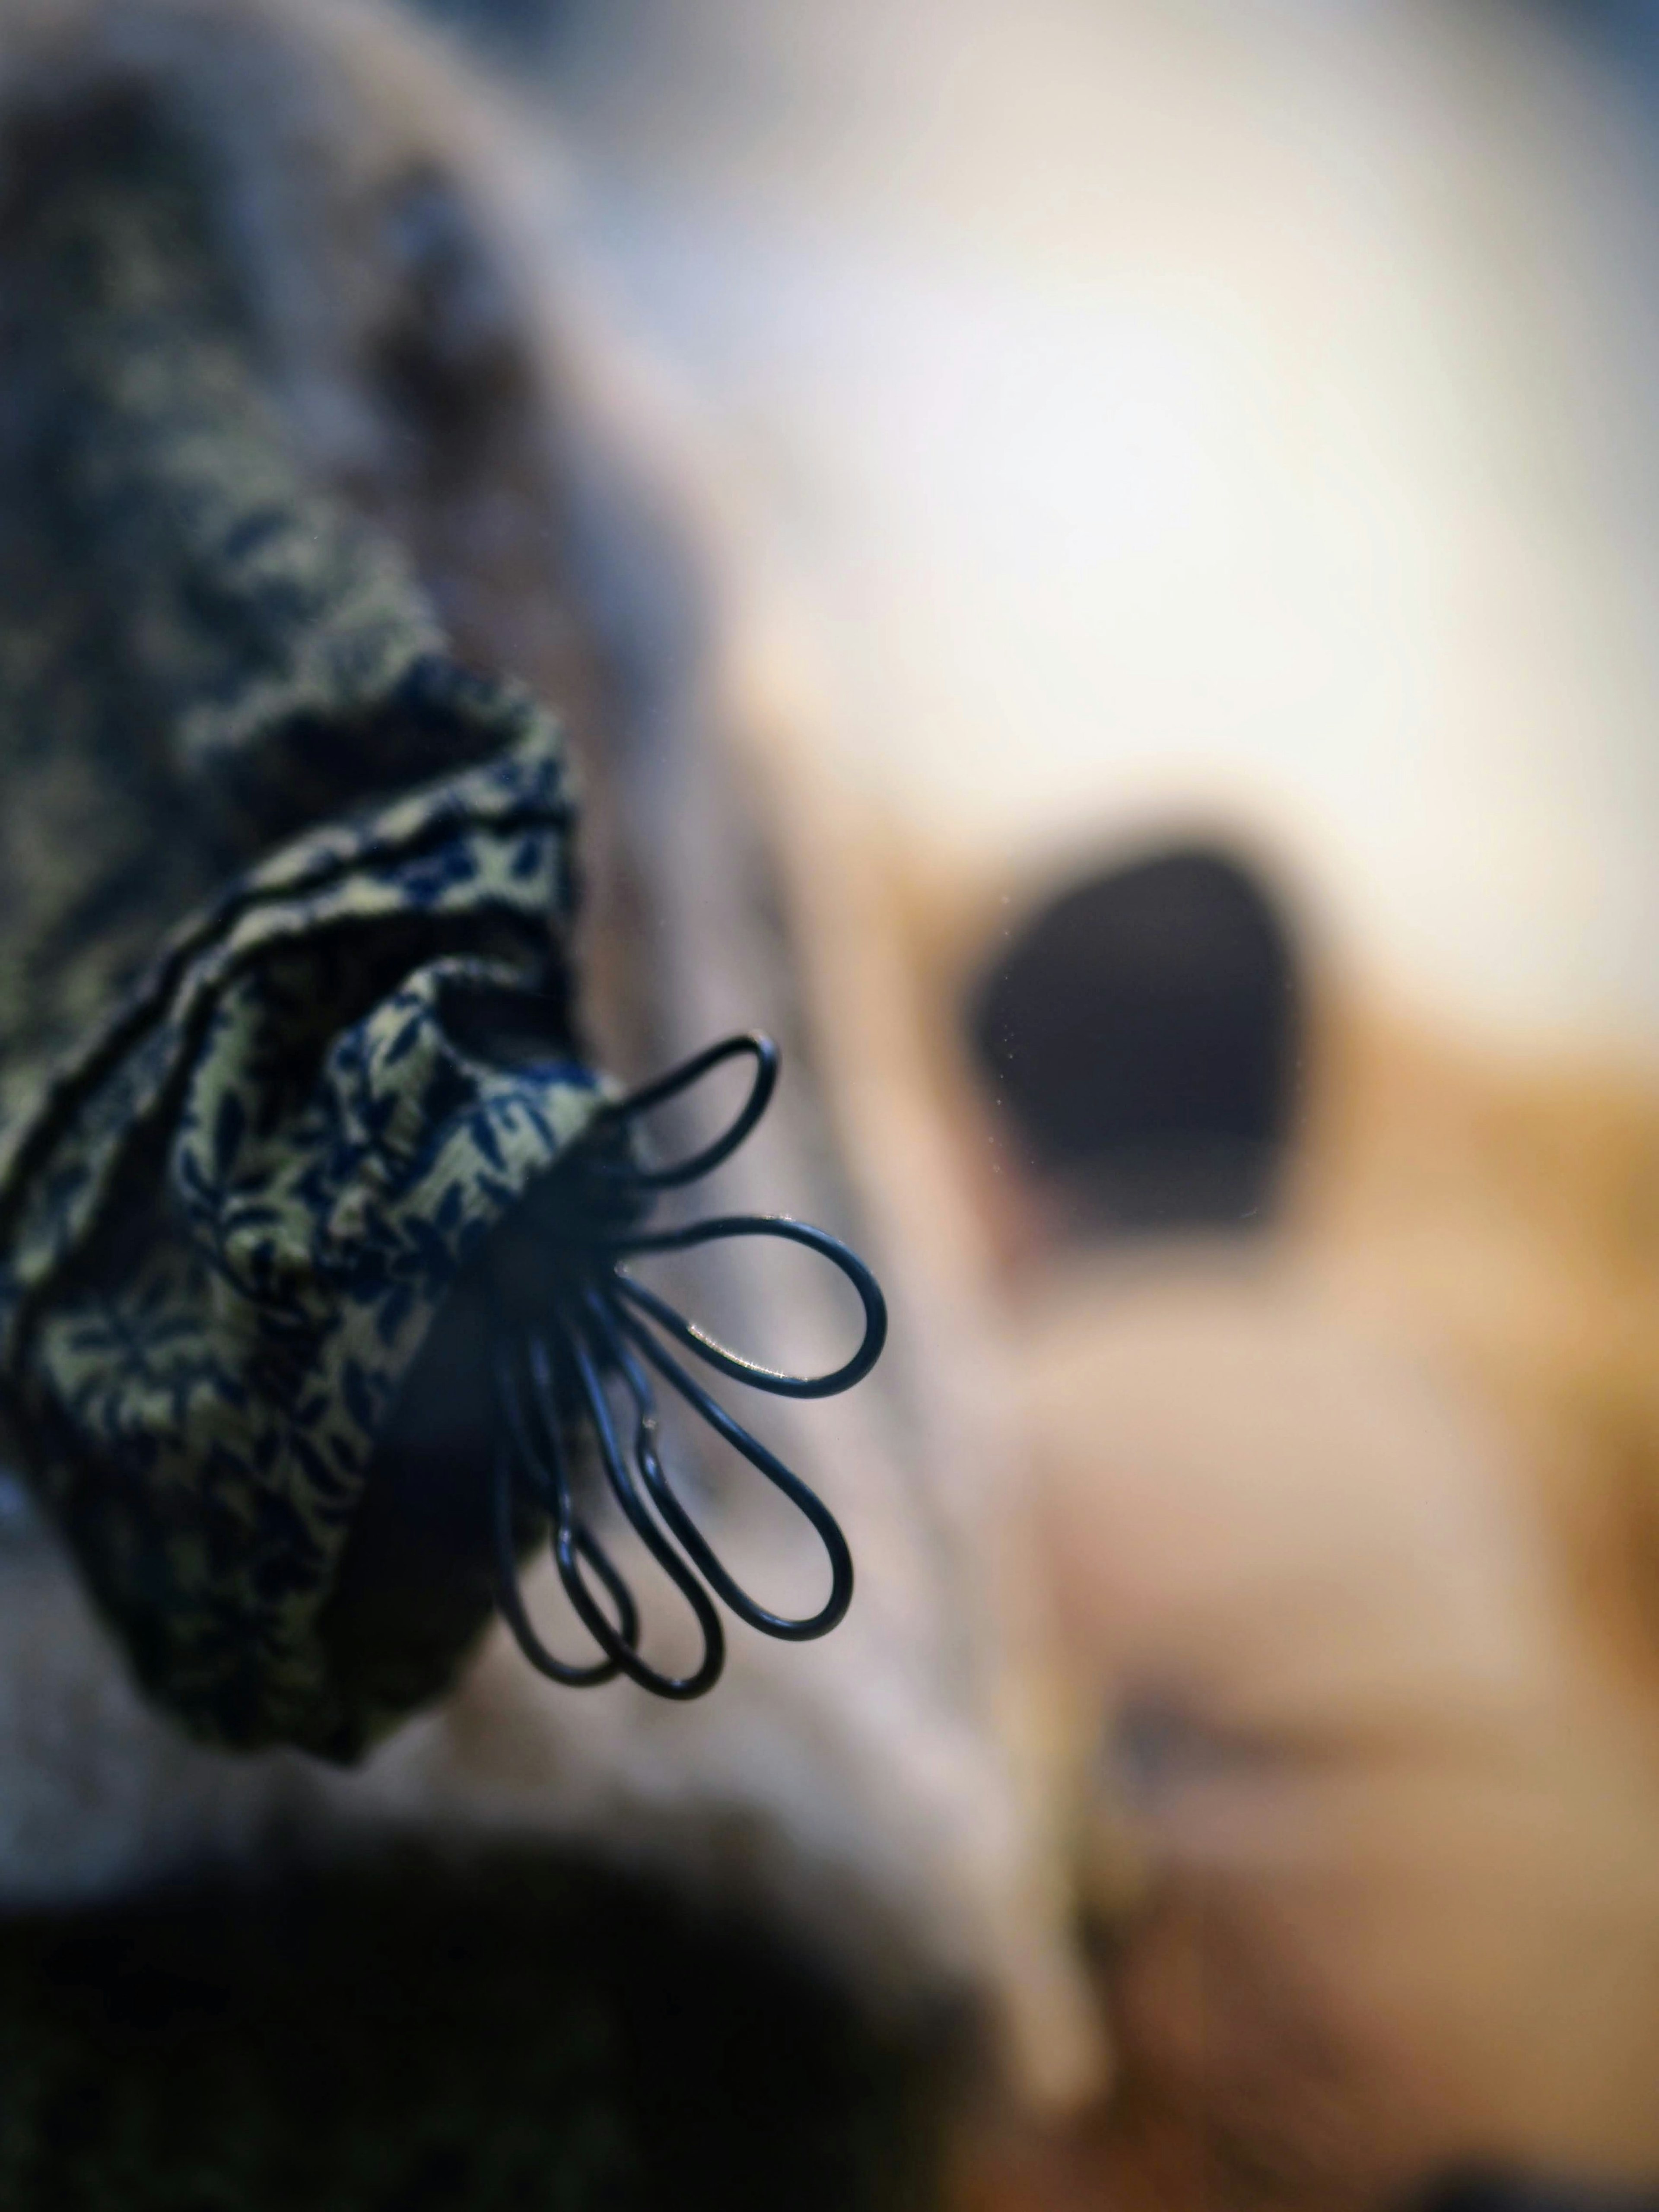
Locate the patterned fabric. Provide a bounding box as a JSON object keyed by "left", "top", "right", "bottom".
{"left": 0, "top": 88, "right": 605, "bottom": 1756}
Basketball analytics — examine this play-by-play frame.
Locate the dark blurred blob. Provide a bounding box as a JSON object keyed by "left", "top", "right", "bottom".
{"left": 402, "top": 0, "right": 567, "bottom": 64}
{"left": 1414, "top": 2175, "right": 1659, "bottom": 2212}
{"left": 968, "top": 846, "right": 1300, "bottom": 1233}
{"left": 1528, "top": 0, "right": 1659, "bottom": 90}
{"left": 0, "top": 1847, "right": 938, "bottom": 2212}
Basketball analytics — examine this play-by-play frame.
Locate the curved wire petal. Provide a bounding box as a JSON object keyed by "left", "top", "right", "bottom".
{"left": 583, "top": 1289, "right": 853, "bottom": 1642}
{"left": 609, "top": 1309, "right": 854, "bottom": 1643}
{"left": 604, "top": 1215, "right": 887, "bottom": 1399}
{"left": 531, "top": 1324, "right": 727, "bottom": 1699}
{"left": 584, "top": 1032, "right": 779, "bottom": 1192}
{"left": 491, "top": 1349, "right": 637, "bottom": 1686}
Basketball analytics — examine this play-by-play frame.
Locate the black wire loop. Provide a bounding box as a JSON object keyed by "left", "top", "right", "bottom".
{"left": 582, "top": 1031, "right": 779, "bottom": 1191}
{"left": 489, "top": 1032, "right": 884, "bottom": 1700}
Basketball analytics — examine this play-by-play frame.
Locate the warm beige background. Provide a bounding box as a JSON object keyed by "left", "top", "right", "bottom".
{"left": 540, "top": 0, "right": 1659, "bottom": 1058}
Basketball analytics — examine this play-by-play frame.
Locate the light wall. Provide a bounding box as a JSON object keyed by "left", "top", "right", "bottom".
{"left": 548, "top": 0, "right": 1659, "bottom": 1056}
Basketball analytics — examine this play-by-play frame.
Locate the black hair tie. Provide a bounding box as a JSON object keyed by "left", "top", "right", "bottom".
{"left": 489, "top": 1034, "right": 886, "bottom": 1700}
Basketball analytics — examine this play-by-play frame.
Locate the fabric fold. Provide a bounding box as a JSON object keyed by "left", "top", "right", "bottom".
{"left": 0, "top": 76, "right": 602, "bottom": 1758}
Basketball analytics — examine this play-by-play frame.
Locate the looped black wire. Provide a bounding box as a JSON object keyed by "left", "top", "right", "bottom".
{"left": 545, "top": 1320, "right": 726, "bottom": 1700}
{"left": 605, "top": 1216, "right": 886, "bottom": 1398}
{"left": 491, "top": 1342, "right": 639, "bottom": 1686}
{"left": 587, "top": 1290, "right": 854, "bottom": 1640}
{"left": 582, "top": 1032, "right": 778, "bottom": 1191}
{"left": 489, "top": 1031, "right": 884, "bottom": 1699}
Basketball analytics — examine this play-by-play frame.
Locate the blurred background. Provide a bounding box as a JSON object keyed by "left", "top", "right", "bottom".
{"left": 417, "top": 0, "right": 1659, "bottom": 1061}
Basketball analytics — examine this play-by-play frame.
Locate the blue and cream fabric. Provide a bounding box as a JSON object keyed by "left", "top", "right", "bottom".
{"left": 0, "top": 86, "right": 605, "bottom": 1754}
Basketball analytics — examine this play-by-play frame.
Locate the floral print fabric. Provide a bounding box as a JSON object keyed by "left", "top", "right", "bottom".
{"left": 0, "top": 87, "right": 601, "bottom": 1756}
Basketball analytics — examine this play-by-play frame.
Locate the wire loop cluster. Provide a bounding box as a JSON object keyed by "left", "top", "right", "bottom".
{"left": 490, "top": 1035, "right": 886, "bottom": 1699}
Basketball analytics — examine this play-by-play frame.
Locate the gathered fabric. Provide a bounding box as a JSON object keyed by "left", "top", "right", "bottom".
{"left": 0, "top": 90, "right": 603, "bottom": 1757}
